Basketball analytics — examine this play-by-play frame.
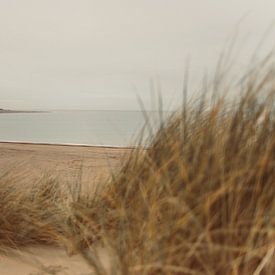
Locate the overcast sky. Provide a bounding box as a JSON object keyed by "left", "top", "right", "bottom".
{"left": 0, "top": 1, "right": 274, "bottom": 110}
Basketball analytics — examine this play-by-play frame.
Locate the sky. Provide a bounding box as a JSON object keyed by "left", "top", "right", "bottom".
{"left": 0, "top": 0, "right": 275, "bottom": 110}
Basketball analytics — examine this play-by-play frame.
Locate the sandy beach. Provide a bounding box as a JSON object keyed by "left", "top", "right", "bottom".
{"left": 0, "top": 142, "right": 131, "bottom": 186}
{"left": 0, "top": 142, "right": 131, "bottom": 275}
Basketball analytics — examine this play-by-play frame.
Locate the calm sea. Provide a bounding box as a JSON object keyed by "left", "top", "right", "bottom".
{"left": 0, "top": 110, "right": 168, "bottom": 147}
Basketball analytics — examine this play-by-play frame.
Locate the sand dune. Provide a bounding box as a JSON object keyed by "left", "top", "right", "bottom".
{"left": 0, "top": 142, "right": 130, "bottom": 275}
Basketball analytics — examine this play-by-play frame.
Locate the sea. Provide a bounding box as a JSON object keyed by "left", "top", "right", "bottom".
{"left": 0, "top": 110, "right": 170, "bottom": 147}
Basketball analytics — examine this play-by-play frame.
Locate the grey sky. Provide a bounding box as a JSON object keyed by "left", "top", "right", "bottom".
{"left": 0, "top": 1, "right": 274, "bottom": 110}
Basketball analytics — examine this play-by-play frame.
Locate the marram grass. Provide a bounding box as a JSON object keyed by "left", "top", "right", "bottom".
{"left": 0, "top": 61, "right": 274, "bottom": 275}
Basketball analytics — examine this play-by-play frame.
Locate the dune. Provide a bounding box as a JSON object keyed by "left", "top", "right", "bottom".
{"left": 1, "top": 60, "right": 274, "bottom": 274}
{"left": 0, "top": 142, "right": 130, "bottom": 275}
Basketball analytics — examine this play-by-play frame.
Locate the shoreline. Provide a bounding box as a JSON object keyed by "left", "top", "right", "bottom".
{"left": 0, "top": 140, "right": 137, "bottom": 149}
{"left": 0, "top": 110, "right": 48, "bottom": 114}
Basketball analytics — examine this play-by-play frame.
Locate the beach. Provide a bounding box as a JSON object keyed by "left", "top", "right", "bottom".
{"left": 0, "top": 142, "right": 131, "bottom": 186}
{"left": 0, "top": 142, "right": 131, "bottom": 275}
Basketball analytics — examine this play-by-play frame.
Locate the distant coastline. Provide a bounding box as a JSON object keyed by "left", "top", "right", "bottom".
{"left": 0, "top": 109, "right": 48, "bottom": 114}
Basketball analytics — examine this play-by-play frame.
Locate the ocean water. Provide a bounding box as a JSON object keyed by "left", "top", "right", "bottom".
{"left": 0, "top": 110, "right": 167, "bottom": 147}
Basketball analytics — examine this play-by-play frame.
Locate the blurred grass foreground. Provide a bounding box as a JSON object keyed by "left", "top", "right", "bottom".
{"left": 0, "top": 54, "right": 275, "bottom": 275}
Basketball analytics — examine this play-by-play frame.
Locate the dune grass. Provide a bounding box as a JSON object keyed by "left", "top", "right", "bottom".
{"left": 0, "top": 58, "right": 274, "bottom": 274}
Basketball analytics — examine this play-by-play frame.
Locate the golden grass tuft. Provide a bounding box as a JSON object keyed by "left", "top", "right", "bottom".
{"left": 0, "top": 176, "right": 66, "bottom": 250}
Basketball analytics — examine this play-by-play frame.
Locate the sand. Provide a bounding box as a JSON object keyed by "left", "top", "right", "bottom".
{"left": 0, "top": 246, "right": 109, "bottom": 275}
{"left": 0, "top": 142, "right": 131, "bottom": 275}
{"left": 0, "top": 142, "right": 131, "bottom": 187}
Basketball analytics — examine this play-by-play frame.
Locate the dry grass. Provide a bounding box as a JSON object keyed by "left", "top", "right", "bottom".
{"left": 0, "top": 175, "right": 66, "bottom": 250}
{"left": 0, "top": 57, "right": 275, "bottom": 274}
{"left": 73, "top": 59, "right": 275, "bottom": 274}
